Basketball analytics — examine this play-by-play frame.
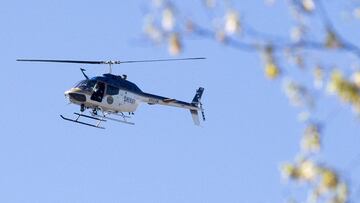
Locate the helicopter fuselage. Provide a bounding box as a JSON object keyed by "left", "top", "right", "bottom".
{"left": 65, "top": 73, "right": 202, "bottom": 116}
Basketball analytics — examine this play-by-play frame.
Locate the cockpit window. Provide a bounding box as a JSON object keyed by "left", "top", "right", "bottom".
{"left": 74, "top": 80, "right": 86, "bottom": 88}
{"left": 87, "top": 80, "right": 96, "bottom": 89}
{"left": 106, "top": 85, "right": 119, "bottom": 95}
{"left": 75, "top": 80, "right": 96, "bottom": 91}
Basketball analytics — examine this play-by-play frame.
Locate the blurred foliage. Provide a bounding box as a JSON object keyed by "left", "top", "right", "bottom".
{"left": 141, "top": 0, "right": 360, "bottom": 202}
{"left": 281, "top": 124, "right": 348, "bottom": 203}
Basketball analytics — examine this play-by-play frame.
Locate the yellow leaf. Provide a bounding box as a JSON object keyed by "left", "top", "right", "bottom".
{"left": 168, "top": 34, "right": 182, "bottom": 55}
{"left": 225, "top": 10, "right": 241, "bottom": 34}
{"left": 162, "top": 8, "right": 175, "bottom": 31}
{"left": 352, "top": 71, "right": 360, "bottom": 88}
{"left": 301, "top": 125, "right": 321, "bottom": 153}
{"left": 327, "top": 70, "right": 343, "bottom": 94}
{"left": 302, "top": 0, "right": 315, "bottom": 12}
{"left": 336, "top": 183, "right": 348, "bottom": 203}
{"left": 321, "top": 169, "right": 338, "bottom": 189}
{"left": 298, "top": 160, "right": 318, "bottom": 181}
{"left": 144, "top": 23, "right": 163, "bottom": 43}
{"left": 265, "top": 62, "right": 280, "bottom": 79}
{"left": 325, "top": 30, "right": 342, "bottom": 48}
{"left": 281, "top": 163, "right": 298, "bottom": 179}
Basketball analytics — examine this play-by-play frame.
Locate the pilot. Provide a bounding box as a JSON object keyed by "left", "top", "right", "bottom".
{"left": 91, "top": 82, "right": 105, "bottom": 102}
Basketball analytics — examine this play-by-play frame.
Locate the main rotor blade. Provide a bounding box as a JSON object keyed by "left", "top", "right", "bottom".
{"left": 17, "top": 57, "right": 206, "bottom": 65}
{"left": 119, "top": 57, "right": 206, "bottom": 64}
{"left": 16, "top": 59, "right": 105, "bottom": 64}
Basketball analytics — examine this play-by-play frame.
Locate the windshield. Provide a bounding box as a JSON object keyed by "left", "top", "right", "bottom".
{"left": 74, "top": 79, "right": 96, "bottom": 91}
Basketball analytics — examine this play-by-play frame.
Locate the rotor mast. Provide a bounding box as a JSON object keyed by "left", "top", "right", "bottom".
{"left": 103, "top": 60, "right": 120, "bottom": 73}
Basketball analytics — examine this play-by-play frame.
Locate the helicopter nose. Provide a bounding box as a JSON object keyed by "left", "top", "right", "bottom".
{"left": 65, "top": 89, "right": 86, "bottom": 102}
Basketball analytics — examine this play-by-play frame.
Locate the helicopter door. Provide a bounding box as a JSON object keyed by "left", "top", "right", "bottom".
{"left": 90, "top": 82, "right": 106, "bottom": 102}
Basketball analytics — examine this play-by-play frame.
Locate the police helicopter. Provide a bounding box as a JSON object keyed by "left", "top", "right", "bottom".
{"left": 17, "top": 58, "right": 206, "bottom": 129}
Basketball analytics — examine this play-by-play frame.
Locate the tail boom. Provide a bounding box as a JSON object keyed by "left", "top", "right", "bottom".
{"left": 139, "top": 87, "right": 205, "bottom": 125}
{"left": 140, "top": 92, "right": 199, "bottom": 110}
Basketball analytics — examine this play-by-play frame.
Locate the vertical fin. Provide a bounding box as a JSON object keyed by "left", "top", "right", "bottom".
{"left": 190, "top": 109, "right": 200, "bottom": 126}
{"left": 192, "top": 87, "right": 204, "bottom": 105}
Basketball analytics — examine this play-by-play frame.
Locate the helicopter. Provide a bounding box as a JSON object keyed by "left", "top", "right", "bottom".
{"left": 17, "top": 58, "right": 206, "bottom": 129}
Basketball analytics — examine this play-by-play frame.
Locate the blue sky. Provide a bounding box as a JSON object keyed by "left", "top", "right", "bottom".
{"left": 1, "top": 0, "right": 360, "bottom": 202}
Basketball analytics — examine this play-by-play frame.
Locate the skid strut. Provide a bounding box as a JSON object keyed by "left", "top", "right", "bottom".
{"left": 91, "top": 112, "right": 135, "bottom": 125}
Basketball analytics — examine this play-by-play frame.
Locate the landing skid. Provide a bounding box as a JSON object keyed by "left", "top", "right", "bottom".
{"left": 60, "top": 111, "right": 134, "bottom": 129}
{"left": 60, "top": 113, "right": 106, "bottom": 129}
